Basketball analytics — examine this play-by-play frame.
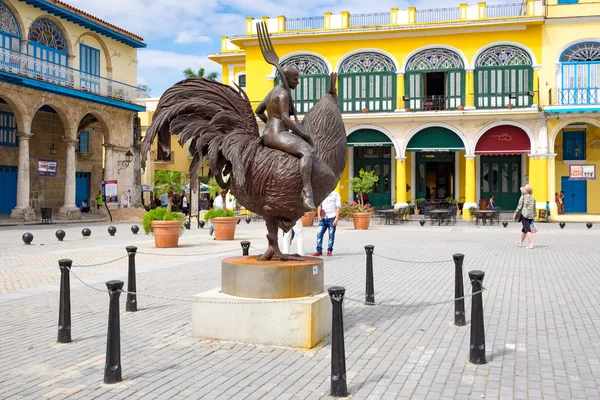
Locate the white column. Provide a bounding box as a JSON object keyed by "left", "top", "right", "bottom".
{"left": 390, "top": 148, "right": 395, "bottom": 205}
{"left": 410, "top": 152, "right": 416, "bottom": 201}
{"left": 104, "top": 144, "right": 115, "bottom": 181}
{"left": 10, "top": 131, "right": 35, "bottom": 221}
{"left": 60, "top": 139, "right": 81, "bottom": 219}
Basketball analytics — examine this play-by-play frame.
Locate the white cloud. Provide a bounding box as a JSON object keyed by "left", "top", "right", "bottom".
{"left": 138, "top": 50, "right": 221, "bottom": 71}
{"left": 174, "top": 31, "right": 212, "bottom": 44}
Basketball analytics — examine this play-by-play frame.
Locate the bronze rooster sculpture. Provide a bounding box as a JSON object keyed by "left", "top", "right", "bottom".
{"left": 141, "top": 28, "right": 346, "bottom": 261}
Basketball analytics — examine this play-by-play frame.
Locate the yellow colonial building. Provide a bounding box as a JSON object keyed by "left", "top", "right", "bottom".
{"left": 0, "top": 0, "right": 146, "bottom": 220}
{"left": 210, "top": 0, "right": 600, "bottom": 218}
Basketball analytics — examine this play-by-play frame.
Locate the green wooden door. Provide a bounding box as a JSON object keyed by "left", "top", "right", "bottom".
{"left": 480, "top": 155, "right": 522, "bottom": 210}
{"left": 353, "top": 147, "right": 392, "bottom": 207}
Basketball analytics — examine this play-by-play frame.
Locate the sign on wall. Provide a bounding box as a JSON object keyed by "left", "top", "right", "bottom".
{"left": 569, "top": 165, "right": 596, "bottom": 180}
{"left": 37, "top": 159, "right": 58, "bottom": 177}
{"left": 104, "top": 180, "right": 119, "bottom": 203}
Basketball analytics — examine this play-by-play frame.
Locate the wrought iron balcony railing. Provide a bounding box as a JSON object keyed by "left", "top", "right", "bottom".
{"left": 416, "top": 7, "right": 461, "bottom": 23}
{"left": 0, "top": 47, "right": 144, "bottom": 103}
{"left": 486, "top": 3, "right": 526, "bottom": 18}
{"left": 405, "top": 95, "right": 463, "bottom": 111}
{"left": 350, "top": 13, "right": 391, "bottom": 27}
{"left": 476, "top": 91, "right": 533, "bottom": 109}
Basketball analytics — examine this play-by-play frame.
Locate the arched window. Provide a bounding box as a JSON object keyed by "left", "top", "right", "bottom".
{"left": 475, "top": 45, "right": 533, "bottom": 109}
{"left": 0, "top": 1, "right": 20, "bottom": 51}
{"left": 559, "top": 42, "right": 600, "bottom": 105}
{"left": 338, "top": 52, "right": 396, "bottom": 113}
{"left": 405, "top": 49, "right": 464, "bottom": 111}
{"left": 27, "top": 18, "right": 68, "bottom": 82}
{"left": 275, "top": 55, "right": 329, "bottom": 114}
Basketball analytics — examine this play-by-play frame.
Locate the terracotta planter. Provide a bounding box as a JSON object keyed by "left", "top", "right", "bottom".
{"left": 352, "top": 212, "right": 371, "bottom": 230}
{"left": 301, "top": 211, "right": 316, "bottom": 227}
{"left": 457, "top": 105, "right": 464, "bottom": 110}
{"left": 152, "top": 220, "right": 182, "bottom": 248}
{"left": 414, "top": 209, "right": 420, "bottom": 215}
{"left": 212, "top": 217, "right": 239, "bottom": 240}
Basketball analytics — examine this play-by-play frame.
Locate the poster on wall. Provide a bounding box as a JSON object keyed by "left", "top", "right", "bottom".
{"left": 104, "top": 180, "right": 119, "bottom": 203}
{"left": 569, "top": 165, "right": 596, "bottom": 180}
{"left": 37, "top": 159, "right": 58, "bottom": 177}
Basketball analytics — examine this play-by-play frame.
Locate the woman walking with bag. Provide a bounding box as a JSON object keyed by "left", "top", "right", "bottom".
{"left": 513, "top": 184, "right": 536, "bottom": 249}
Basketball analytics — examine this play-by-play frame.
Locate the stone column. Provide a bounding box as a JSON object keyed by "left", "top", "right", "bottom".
{"left": 536, "top": 155, "right": 548, "bottom": 214}
{"left": 462, "top": 155, "right": 477, "bottom": 220}
{"left": 131, "top": 116, "right": 143, "bottom": 208}
{"left": 59, "top": 139, "right": 81, "bottom": 219}
{"left": 394, "top": 156, "right": 407, "bottom": 207}
{"left": 10, "top": 131, "right": 36, "bottom": 221}
{"left": 104, "top": 144, "right": 115, "bottom": 181}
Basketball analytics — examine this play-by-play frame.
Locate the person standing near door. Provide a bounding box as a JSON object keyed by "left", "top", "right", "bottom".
{"left": 559, "top": 191, "right": 565, "bottom": 214}
{"left": 312, "top": 190, "right": 341, "bottom": 257}
{"left": 95, "top": 190, "right": 103, "bottom": 211}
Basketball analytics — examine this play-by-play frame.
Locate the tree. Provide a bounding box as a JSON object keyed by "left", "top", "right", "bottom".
{"left": 183, "top": 67, "right": 219, "bottom": 80}
{"left": 153, "top": 170, "right": 184, "bottom": 212}
{"left": 349, "top": 169, "right": 378, "bottom": 206}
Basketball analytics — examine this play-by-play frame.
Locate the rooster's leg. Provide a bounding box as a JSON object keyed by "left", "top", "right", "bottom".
{"left": 257, "top": 217, "right": 303, "bottom": 262}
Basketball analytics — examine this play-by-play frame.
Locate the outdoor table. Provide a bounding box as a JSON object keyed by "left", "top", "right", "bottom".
{"left": 377, "top": 209, "right": 396, "bottom": 225}
{"left": 428, "top": 209, "right": 448, "bottom": 226}
{"left": 476, "top": 210, "right": 496, "bottom": 225}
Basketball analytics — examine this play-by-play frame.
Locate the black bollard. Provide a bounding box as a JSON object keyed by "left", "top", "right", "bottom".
{"left": 199, "top": 220, "right": 205, "bottom": 229}
{"left": 419, "top": 219, "right": 425, "bottom": 226}
{"left": 131, "top": 225, "right": 139, "bottom": 234}
{"left": 240, "top": 241, "right": 251, "bottom": 256}
{"left": 452, "top": 254, "right": 466, "bottom": 326}
{"left": 108, "top": 226, "right": 117, "bottom": 236}
{"left": 82, "top": 228, "right": 91, "bottom": 237}
{"left": 55, "top": 229, "right": 66, "bottom": 241}
{"left": 246, "top": 217, "right": 251, "bottom": 224}
{"left": 125, "top": 246, "right": 138, "bottom": 312}
{"left": 57, "top": 259, "right": 72, "bottom": 343}
{"left": 364, "top": 245, "right": 375, "bottom": 305}
{"left": 469, "top": 270, "right": 486, "bottom": 364}
{"left": 328, "top": 286, "right": 348, "bottom": 398}
{"left": 587, "top": 222, "right": 593, "bottom": 229}
{"left": 502, "top": 221, "right": 508, "bottom": 228}
{"left": 22, "top": 232, "right": 33, "bottom": 245}
{"left": 559, "top": 222, "right": 565, "bottom": 229}
{"left": 104, "top": 280, "right": 124, "bottom": 384}
{"left": 184, "top": 221, "right": 191, "bottom": 230}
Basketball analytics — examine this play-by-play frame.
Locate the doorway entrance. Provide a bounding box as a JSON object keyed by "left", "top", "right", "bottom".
{"left": 0, "top": 165, "right": 17, "bottom": 214}
{"left": 416, "top": 152, "right": 455, "bottom": 200}
{"left": 561, "top": 177, "right": 587, "bottom": 213}
{"left": 353, "top": 146, "right": 392, "bottom": 207}
{"left": 75, "top": 172, "right": 90, "bottom": 208}
{"left": 424, "top": 72, "right": 445, "bottom": 110}
{"left": 480, "top": 156, "right": 522, "bottom": 210}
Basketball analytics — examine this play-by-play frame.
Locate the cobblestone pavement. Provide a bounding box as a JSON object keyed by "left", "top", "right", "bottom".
{"left": 1, "top": 220, "right": 600, "bottom": 399}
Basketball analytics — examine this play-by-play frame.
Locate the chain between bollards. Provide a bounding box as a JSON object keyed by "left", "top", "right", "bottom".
{"left": 126, "top": 246, "right": 138, "bottom": 312}
{"left": 469, "top": 270, "right": 486, "bottom": 364}
{"left": 104, "top": 280, "right": 124, "bottom": 384}
{"left": 364, "top": 245, "right": 375, "bottom": 306}
{"left": 240, "top": 241, "right": 251, "bottom": 256}
{"left": 57, "top": 259, "right": 72, "bottom": 343}
{"left": 453, "top": 253, "right": 466, "bottom": 326}
{"left": 329, "top": 286, "right": 349, "bottom": 398}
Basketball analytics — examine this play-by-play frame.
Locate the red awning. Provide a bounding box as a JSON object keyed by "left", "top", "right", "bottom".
{"left": 475, "top": 126, "right": 531, "bottom": 155}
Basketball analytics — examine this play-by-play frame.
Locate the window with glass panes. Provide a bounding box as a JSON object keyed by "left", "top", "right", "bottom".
{"left": 562, "top": 129, "right": 586, "bottom": 160}
{"left": 274, "top": 55, "right": 329, "bottom": 114}
{"left": 80, "top": 44, "right": 100, "bottom": 93}
{"left": 0, "top": 111, "right": 17, "bottom": 147}
{"left": 560, "top": 42, "right": 600, "bottom": 105}
{"left": 338, "top": 52, "right": 396, "bottom": 113}
{"left": 78, "top": 131, "right": 90, "bottom": 154}
{"left": 405, "top": 49, "right": 464, "bottom": 111}
{"left": 0, "top": 2, "right": 20, "bottom": 52}
{"left": 474, "top": 46, "right": 533, "bottom": 109}
{"left": 27, "top": 19, "right": 68, "bottom": 82}
{"left": 238, "top": 74, "right": 246, "bottom": 88}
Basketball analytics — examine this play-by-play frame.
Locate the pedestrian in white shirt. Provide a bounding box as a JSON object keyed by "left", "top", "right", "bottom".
{"left": 313, "top": 191, "right": 341, "bottom": 257}
{"left": 283, "top": 217, "right": 304, "bottom": 256}
{"left": 209, "top": 191, "right": 224, "bottom": 236}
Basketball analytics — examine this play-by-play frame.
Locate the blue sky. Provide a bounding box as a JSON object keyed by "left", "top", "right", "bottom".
{"left": 69, "top": 0, "right": 519, "bottom": 97}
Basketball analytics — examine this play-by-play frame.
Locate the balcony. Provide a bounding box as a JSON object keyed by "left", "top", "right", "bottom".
{"left": 0, "top": 47, "right": 145, "bottom": 109}
{"left": 350, "top": 12, "right": 390, "bottom": 27}
{"left": 155, "top": 151, "right": 175, "bottom": 163}
{"left": 552, "top": 88, "right": 600, "bottom": 106}
{"left": 485, "top": 3, "right": 527, "bottom": 18}
{"left": 416, "top": 7, "right": 460, "bottom": 23}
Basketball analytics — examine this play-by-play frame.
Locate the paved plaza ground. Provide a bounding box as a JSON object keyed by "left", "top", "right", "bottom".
{"left": 1, "top": 219, "right": 600, "bottom": 399}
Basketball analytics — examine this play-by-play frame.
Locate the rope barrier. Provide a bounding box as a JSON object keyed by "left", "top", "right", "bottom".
{"left": 373, "top": 253, "right": 451, "bottom": 264}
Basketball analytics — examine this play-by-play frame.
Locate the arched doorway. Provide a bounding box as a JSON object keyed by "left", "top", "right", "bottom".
{"left": 0, "top": 96, "right": 18, "bottom": 214}
{"left": 475, "top": 125, "right": 531, "bottom": 209}
{"left": 407, "top": 127, "right": 466, "bottom": 200}
{"left": 347, "top": 129, "right": 393, "bottom": 206}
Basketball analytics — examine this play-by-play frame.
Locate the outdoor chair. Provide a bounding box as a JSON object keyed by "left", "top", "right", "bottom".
{"left": 41, "top": 207, "right": 52, "bottom": 224}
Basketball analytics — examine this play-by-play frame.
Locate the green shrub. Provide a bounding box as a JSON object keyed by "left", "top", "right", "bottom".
{"left": 142, "top": 207, "right": 185, "bottom": 235}
{"left": 204, "top": 208, "right": 236, "bottom": 222}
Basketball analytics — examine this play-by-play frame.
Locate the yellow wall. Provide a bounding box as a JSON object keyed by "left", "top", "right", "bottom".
{"left": 243, "top": 24, "right": 542, "bottom": 104}
{"left": 546, "top": 0, "right": 600, "bottom": 18}
{"left": 458, "top": 153, "right": 466, "bottom": 200}
{"left": 405, "top": 152, "right": 412, "bottom": 201}
{"left": 553, "top": 123, "right": 600, "bottom": 214}
{"left": 8, "top": 0, "right": 139, "bottom": 86}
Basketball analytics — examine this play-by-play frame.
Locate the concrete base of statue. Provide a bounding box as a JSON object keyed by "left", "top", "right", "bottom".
{"left": 191, "top": 256, "right": 331, "bottom": 348}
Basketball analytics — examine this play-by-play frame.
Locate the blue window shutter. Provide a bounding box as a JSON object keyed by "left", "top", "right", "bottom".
{"left": 79, "top": 131, "right": 90, "bottom": 154}
{"left": 0, "top": 111, "right": 18, "bottom": 147}
{"left": 558, "top": 0, "right": 578, "bottom": 3}
{"left": 80, "top": 44, "right": 100, "bottom": 76}
{"left": 563, "top": 131, "right": 585, "bottom": 160}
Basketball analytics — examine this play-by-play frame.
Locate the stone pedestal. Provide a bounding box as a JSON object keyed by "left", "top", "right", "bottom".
{"left": 192, "top": 256, "right": 331, "bottom": 348}
{"left": 59, "top": 205, "right": 81, "bottom": 220}
{"left": 191, "top": 289, "right": 331, "bottom": 348}
{"left": 10, "top": 207, "right": 36, "bottom": 222}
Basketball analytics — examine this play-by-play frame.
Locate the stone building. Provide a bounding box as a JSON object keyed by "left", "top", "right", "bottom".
{"left": 0, "top": 0, "right": 145, "bottom": 220}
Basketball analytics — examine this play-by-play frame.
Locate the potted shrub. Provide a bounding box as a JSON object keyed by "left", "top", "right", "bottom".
{"left": 142, "top": 207, "right": 185, "bottom": 248}
{"left": 204, "top": 208, "right": 237, "bottom": 240}
{"left": 457, "top": 105, "right": 464, "bottom": 111}
{"left": 348, "top": 169, "right": 378, "bottom": 229}
{"left": 414, "top": 198, "right": 426, "bottom": 215}
{"left": 301, "top": 211, "right": 316, "bottom": 227}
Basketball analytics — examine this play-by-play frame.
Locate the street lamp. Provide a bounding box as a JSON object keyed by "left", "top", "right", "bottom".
{"left": 118, "top": 150, "right": 133, "bottom": 171}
